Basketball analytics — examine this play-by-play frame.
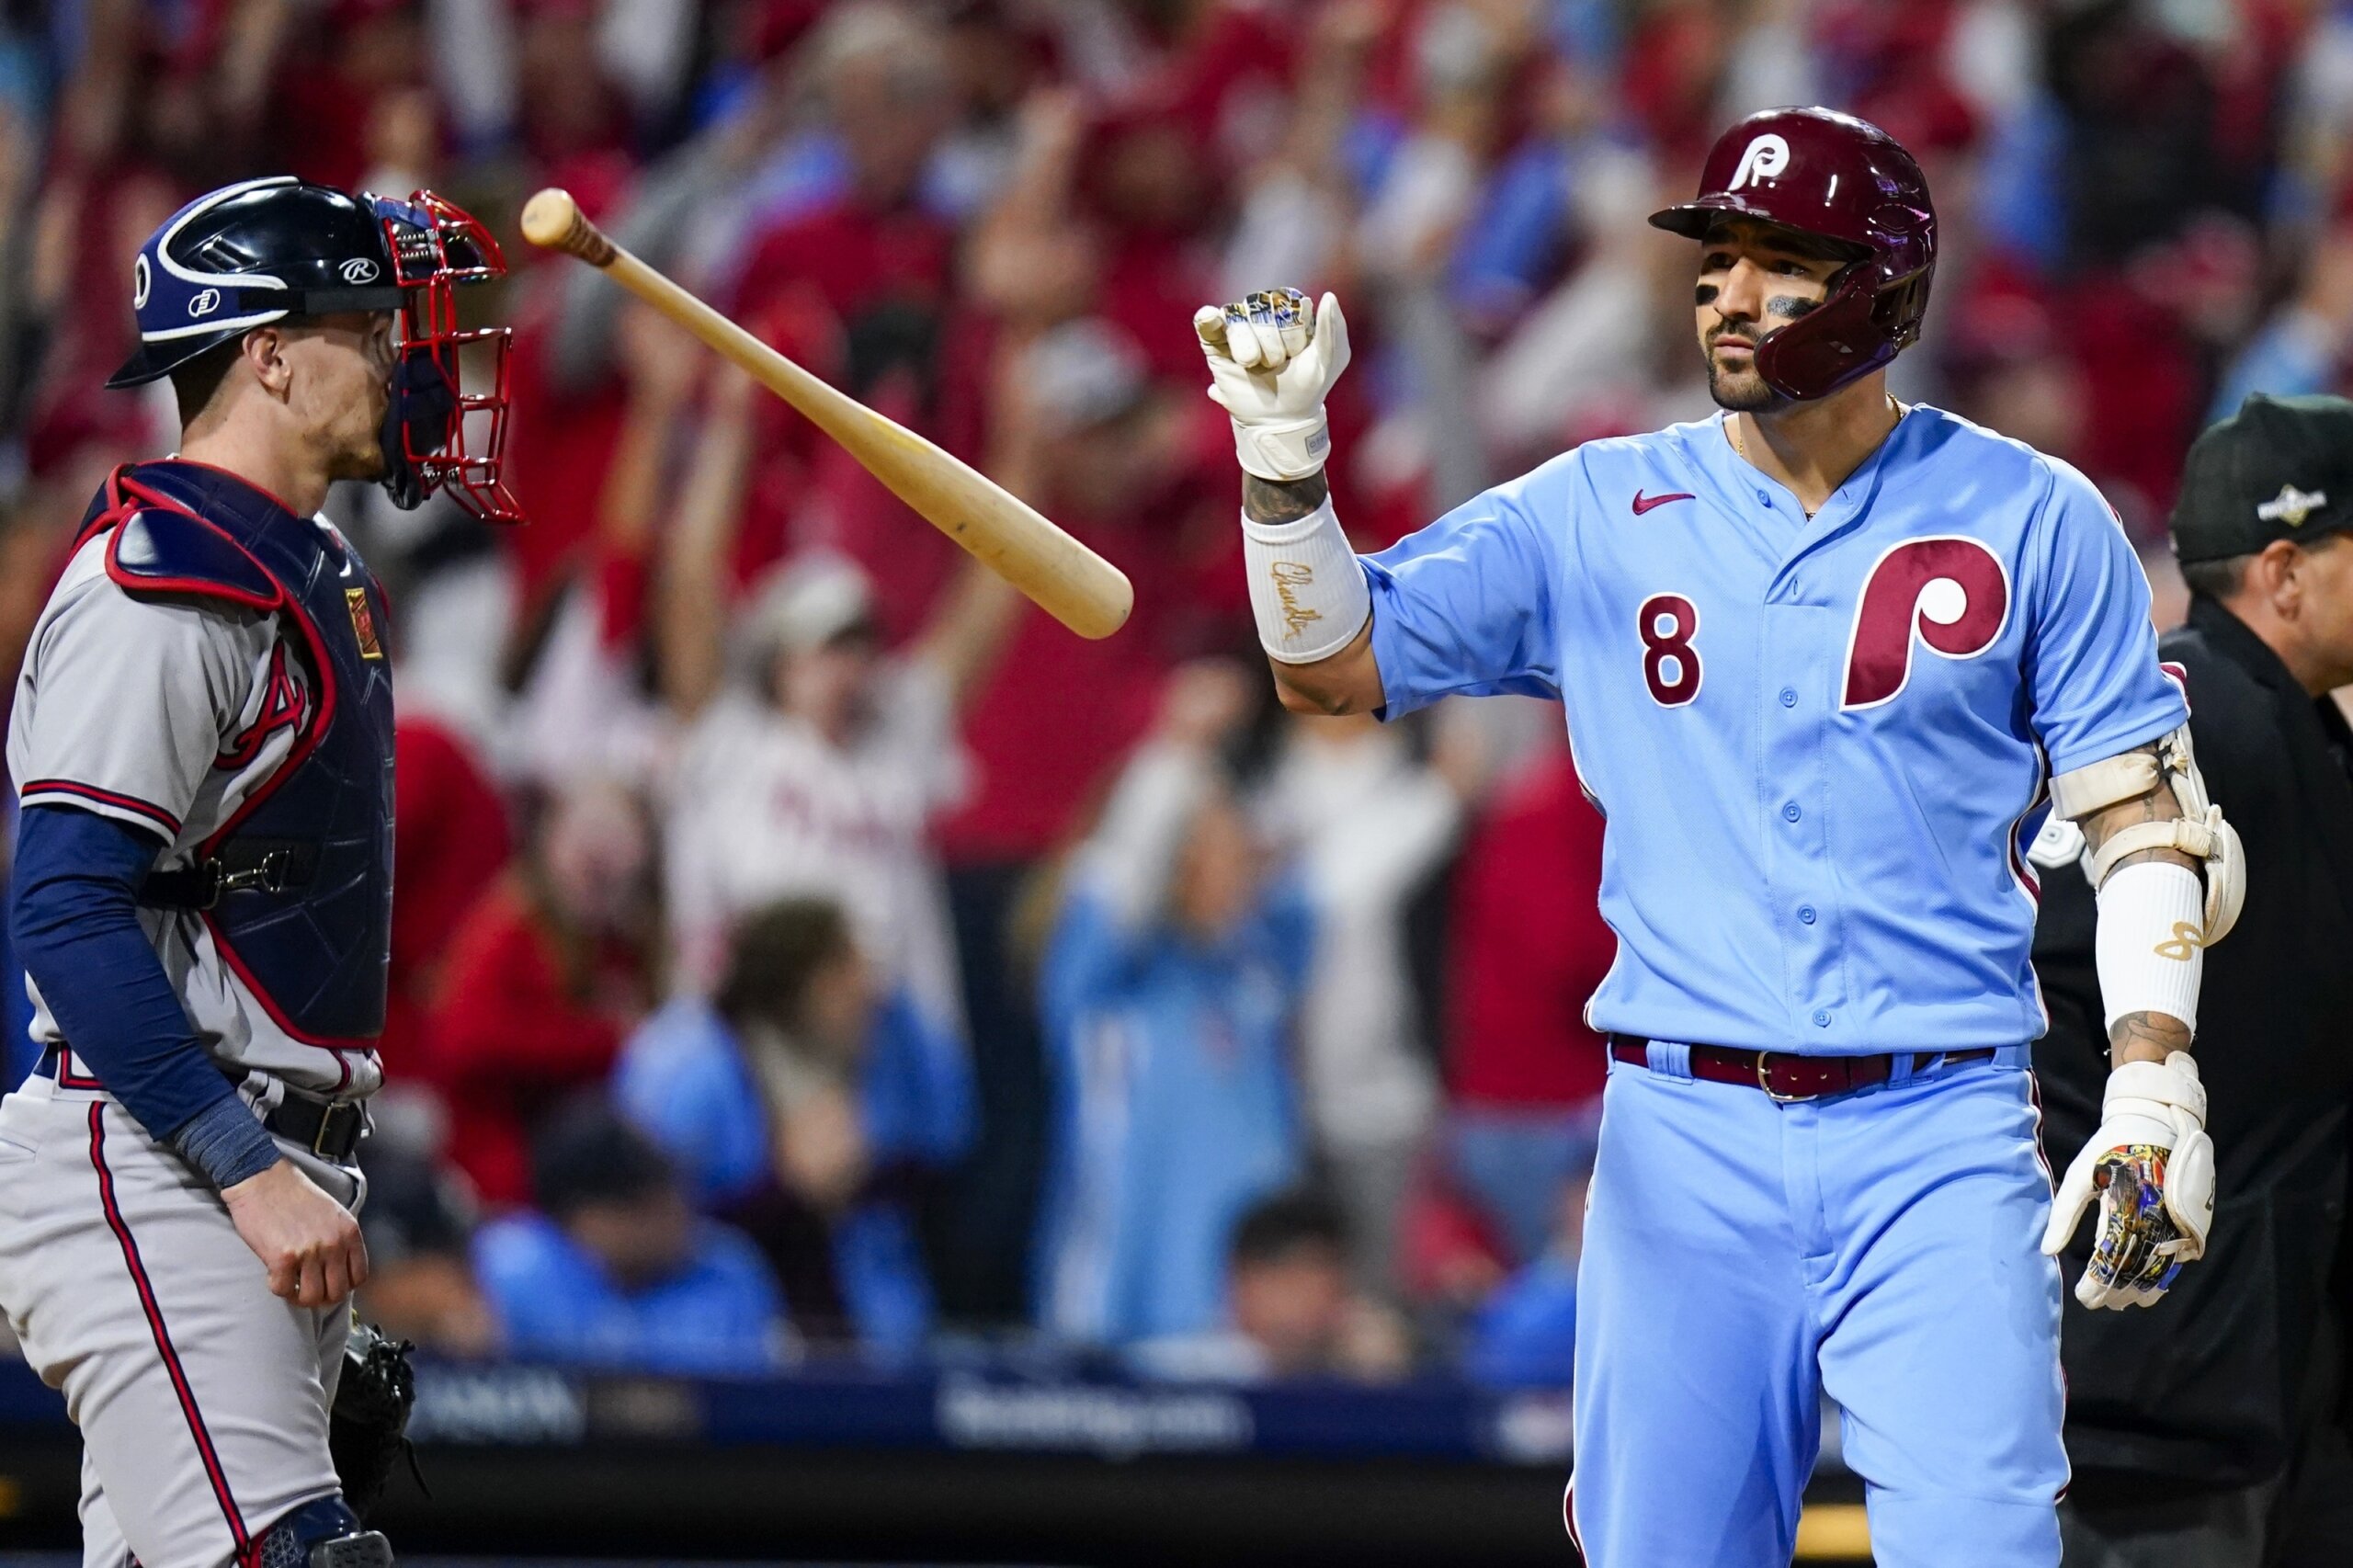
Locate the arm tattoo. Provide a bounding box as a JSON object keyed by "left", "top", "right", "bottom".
{"left": 1243, "top": 472, "right": 1330, "bottom": 524}
{"left": 2109, "top": 1008, "right": 2193, "bottom": 1065}
{"left": 2077, "top": 742, "right": 2195, "bottom": 876}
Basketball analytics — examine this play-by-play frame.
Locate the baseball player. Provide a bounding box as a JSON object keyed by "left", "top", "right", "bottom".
{"left": 1195, "top": 108, "right": 2243, "bottom": 1566}
{"left": 0, "top": 176, "right": 515, "bottom": 1568}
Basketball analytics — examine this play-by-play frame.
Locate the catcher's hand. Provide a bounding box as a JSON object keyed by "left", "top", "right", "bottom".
{"left": 2040, "top": 1051, "right": 2215, "bottom": 1309}
{"left": 1192, "top": 288, "right": 1351, "bottom": 482}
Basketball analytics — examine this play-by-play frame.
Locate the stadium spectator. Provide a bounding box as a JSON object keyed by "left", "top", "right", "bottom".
{"left": 384, "top": 714, "right": 511, "bottom": 1070}
{"left": 353, "top": 1130, "right": 498, "bottom": 1359}
{"left": 615, "top": 896, "right": 972, "bottom": 1357}
{"left": 429, "top": 776, "right": 658, "bottom": 1208}
{"left": 1132, "top": 1188, "right": 1412, "bottom": 1383}
{"left": 474, "top": 1099, "right": 784, "bottom": 1373}
{"left": 931, "top": 318, "right": 1238, "bottom": 1319}
{"left": 653, "top": 351, "right": 1017, "bottom": 1028}
{"left": 1034, "top": 662, "right": 1312, "bottom": 1346}
{"left": 1257, "top": 707, "right": 1483, "bottom": 1296}
{"left": 723, "top": 1, "right": 983, "bottom": 643}
{"left": 1443, "top": 737, "right": 1612, "bottom": 1267}
{"left": 1464, "top": 1166, "right": 1586, "bottom": 1392}
{"left": 503, "top": 301, "right": 694, "bottom": 792}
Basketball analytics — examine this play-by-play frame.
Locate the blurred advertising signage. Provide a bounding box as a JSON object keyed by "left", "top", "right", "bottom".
{"left": 935, "top": 1372, "right": 1254, "bottom": 1459}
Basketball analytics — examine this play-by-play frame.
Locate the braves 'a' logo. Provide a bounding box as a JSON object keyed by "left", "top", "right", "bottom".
{"left": 1728, "top": 134, "right": 1790, "bottom": 191}
{"left": 1840, "top": 536, "right": 2009, "bottom": 708}
{"left": 217, "top": 643, "right": 306, "bottom": 769}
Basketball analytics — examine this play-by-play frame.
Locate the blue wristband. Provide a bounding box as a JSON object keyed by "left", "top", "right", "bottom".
{"left": 169, "top": 1094, "right": 282, "bottom": 1189}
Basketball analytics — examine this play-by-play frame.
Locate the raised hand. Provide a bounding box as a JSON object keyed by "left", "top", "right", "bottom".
{"left": 1192, "top": 288, "right": 1353, "bottom": 481}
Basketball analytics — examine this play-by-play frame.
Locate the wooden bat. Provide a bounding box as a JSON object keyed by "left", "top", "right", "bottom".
{"left": 518, "top": 187, "right": 1133, "bottom": 641}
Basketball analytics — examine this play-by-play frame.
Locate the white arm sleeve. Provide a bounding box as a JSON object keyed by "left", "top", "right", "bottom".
{"left": 1242, "top": 496, "right": 1372, "bottom": 665}
{"left": 2093, "top": 859, "right": 2205, "bottom": 1034}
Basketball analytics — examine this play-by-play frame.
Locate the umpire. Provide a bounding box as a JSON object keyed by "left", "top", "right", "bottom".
{"left": 2032, "top": 392, "right": 2353, "bottom": 1565}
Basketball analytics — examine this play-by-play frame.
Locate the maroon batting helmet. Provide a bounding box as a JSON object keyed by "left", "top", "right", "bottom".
{"left": 1650, "top": 107, "right": 1937, "bottom": 402}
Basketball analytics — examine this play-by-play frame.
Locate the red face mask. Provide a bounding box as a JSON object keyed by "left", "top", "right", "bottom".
{"left": 370, "top": 190, "right": 523, "bottom": 525}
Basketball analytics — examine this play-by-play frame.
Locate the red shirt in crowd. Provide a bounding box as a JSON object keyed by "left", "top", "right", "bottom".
{"left": 425, "top": 877, "right": 632, "bottom": 1208}
{"left": 384, "top": 716, "right": 511, "bottom": 1073}
{"left": 937, "top": 440, "right": 1240, "bottom": 864}
{"left": 1447, "top": 740, "right": 1614, "bottom": 1108}
{"left": 729, "top": 196, "right": 988, "bottom": 642}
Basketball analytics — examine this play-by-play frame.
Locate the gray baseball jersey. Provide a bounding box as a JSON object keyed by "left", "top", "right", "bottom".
{"left": 9, "top": 527, "right": 387, "bottom": 1102}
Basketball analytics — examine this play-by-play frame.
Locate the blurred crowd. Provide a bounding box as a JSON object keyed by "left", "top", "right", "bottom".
{"left": 1, "top": 0, "right": 2349, "bottom": 1384}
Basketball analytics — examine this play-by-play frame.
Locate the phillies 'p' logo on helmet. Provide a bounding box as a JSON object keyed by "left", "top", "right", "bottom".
{"left": 1727, "top": 134, "right": 1790, "bottom": 192}
{"left": 1650, "top": 107, "right": 1937, "bottom": 402}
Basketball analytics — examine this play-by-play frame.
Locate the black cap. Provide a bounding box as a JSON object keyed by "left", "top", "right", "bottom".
{"left": 529, "top": 1098, "right": 676, "bottom": 1218}
{"left": 2171, "top": 392, "right": 2353, "bottom": 564}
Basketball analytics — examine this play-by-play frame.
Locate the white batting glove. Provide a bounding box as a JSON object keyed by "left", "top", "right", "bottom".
{"left": 2040, "top": 1051, "right": 2215, "bottom": 1309}
{"left": 1192, "top": 288, "right": 1353, "bottom": 482}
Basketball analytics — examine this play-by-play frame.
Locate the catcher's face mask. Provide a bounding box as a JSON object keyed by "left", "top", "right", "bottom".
{"left": 369, "top": 190, "right": 522, "bottom": 524}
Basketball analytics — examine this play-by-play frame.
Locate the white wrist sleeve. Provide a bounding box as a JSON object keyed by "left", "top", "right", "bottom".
{"left": 2094, "top": 859, "right": 2205, "bottom": 1034}
{"left": 1241, "top": 497, "right": 1371, "bottom": 665}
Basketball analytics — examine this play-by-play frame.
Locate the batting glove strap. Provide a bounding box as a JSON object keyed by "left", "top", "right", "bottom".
{"left": 1231, "top": 414, "right": 1334, "bottom": 483}
{"left": 2104, "top": 1051, "right": 2208, "bottom": 1125}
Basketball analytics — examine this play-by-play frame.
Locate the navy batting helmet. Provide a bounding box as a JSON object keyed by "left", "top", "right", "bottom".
{"left": 1650, "top": 107, "right": 1937, "bottom": 402}
{"left": 110, "top": 176, "right": 521, "bottom": 523}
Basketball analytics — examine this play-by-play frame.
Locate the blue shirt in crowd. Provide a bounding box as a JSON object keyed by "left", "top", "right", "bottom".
{"left": 1467, "top": 1255, "right": 1580, "bottom": 1391}
{"left": 472, "top": 1211, "right": 781, "bottom": 1375}
{"left": 611, "top": 988, "right": 972, "bottom": 1358}
{"left": 1036, "top": 883, "right": 1314, "bottom": 1346}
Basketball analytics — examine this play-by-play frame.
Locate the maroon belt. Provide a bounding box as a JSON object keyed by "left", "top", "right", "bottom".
{"left": 1608, "top": 1035, "right": 1996, "bottom": 1103}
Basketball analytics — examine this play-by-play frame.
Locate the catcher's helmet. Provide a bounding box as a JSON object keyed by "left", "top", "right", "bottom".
{"left": 1650, "top": 107, "right": 1936, "bottom": 402}
{"left": 110, "top": 176, "right": 521, "bottom": 523}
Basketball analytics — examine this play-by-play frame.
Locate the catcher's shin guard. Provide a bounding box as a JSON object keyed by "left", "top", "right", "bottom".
{"left": 256, "top": 1495, "right": 392, "bottom": 1568}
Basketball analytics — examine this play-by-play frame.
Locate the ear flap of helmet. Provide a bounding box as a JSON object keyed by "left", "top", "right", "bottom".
{"left": 1754, "top": 260, "right": 1903, "bottom": 402}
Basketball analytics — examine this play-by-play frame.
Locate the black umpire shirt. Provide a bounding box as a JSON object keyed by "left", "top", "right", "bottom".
{"left": 2031, "top": 593, "right": 2353, "bottom": 1491}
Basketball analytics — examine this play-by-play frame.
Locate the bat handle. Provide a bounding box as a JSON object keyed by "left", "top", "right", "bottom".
{"left": 519, "top": 188, "right": 617, "bottom": 267}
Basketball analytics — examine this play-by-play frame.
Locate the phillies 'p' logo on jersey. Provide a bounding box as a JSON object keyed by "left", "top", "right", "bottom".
{"left": 1840, "top": 536, "right": 2009, "bottom": 709}
{"left": 1728, "top": 134, "right": 1790, "bottom": 191}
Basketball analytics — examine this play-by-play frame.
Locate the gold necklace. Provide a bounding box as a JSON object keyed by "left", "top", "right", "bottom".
{"left": 1732, "top": 392, "right": 1910, "bottom": 461}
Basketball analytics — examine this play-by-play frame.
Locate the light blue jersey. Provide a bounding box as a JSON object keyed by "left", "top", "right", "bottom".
{"left": 1368, "top": 406, "right": 2184, "bottom": 1054}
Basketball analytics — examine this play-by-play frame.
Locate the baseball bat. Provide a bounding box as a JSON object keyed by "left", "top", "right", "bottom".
{"left": 518, "top": 187, "right": 1133, "bottom": 641}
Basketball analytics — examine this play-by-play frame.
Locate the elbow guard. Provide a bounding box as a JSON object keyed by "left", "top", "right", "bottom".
{"left": 2049, "top": 722, "right": 2245, "bottom": 945}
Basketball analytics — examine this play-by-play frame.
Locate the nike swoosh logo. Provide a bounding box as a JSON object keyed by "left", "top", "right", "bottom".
{"left": 1631, "top": 491, "right": 1696, "bottom": 516}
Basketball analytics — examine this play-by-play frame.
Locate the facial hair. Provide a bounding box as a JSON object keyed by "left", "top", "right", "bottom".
{"left": 1699, "top": 290, "right": 1818, "bottom": 412}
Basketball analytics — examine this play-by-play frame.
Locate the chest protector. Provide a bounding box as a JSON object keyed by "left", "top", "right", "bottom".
{"left": 85, "top": 460, "right": 396, "bottom": 1045}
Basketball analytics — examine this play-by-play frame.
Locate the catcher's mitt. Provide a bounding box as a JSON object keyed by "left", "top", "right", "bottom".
{"left": 330, "top": 1319, "right": 421, "bottom": 1518}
